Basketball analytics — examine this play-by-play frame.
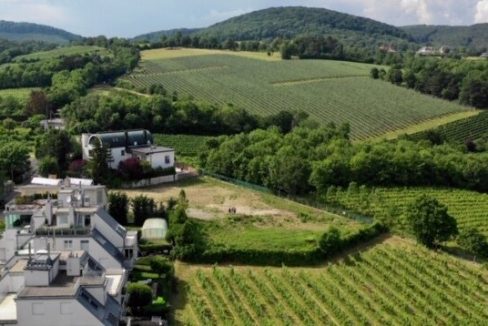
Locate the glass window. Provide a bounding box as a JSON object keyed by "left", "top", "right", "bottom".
{"left": 64, "top": 240, "right": 73, "bottom": 249}
{"left": 165, "top": 155, "right": 171, "bottom": 164}
{"left": 58, "top": 215, "right": 68, "bottom": 226}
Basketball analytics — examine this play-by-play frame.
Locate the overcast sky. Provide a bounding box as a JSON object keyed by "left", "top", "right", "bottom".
{"left": 0, "top": 0, "right": 487, "bottom": 37}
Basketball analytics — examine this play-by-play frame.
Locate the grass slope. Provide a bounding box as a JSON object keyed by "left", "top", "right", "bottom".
{"left": 174, "top": 239, "right": 488, "bottom": 325}
{"left": 0, "top": 87, "right": 36, "bottom": 101}
{"left": 124, "top": 49, "right": 472, "bottom": 140}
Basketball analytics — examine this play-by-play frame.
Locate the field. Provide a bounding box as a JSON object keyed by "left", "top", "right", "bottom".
{"left": 122, "top": 48, "right": 473, "bottom": 140}
{"left": 330, "top": 187, "right": 488, "bottom": 236}
{"left": 410, "top": 110, "right": 488, "bottom": 143}
{"left": 154, "top": 134, "right": 214, "bottom": 157}
{"left": 12, "top": 45, "right": 110, "bottom": 62}
{"left": 118, "top": 177, "right": 362, "bottom": 251}
{"left": 0, "top": 87, "right": 36, "bottom": 101}
{"left": 174, "top": 238, "right": 488, "bottom": 325}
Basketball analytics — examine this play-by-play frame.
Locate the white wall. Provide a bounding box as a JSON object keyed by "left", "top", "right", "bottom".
{"left": 16, "top": 299, "right": 101, "bottom": 326}
{"left": 148, "top": 151, "right": 174, "bottom": 169}
{"left": 91, "top": 214, "right": 124, "bottom": 250}
{"left": 107, "top": 147, "right": 132, "bottom": 170}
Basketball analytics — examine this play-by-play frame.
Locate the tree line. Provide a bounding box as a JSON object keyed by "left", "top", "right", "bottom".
{"left": 371, "top": 56, "right": 488, "bottom": 109}
{"left": 201, "top": 125, "right": 488, "bottom": 195}
{"left": 61, "top": 91, "right": 310, "bottom": 135}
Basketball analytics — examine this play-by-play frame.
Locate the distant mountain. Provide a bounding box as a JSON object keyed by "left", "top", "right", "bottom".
{"left": 134, "top": 28, "right": 202, "bottom": 42}
{"left": 402, "top": 24, "right": 488, "bottom": 51}
{"left": 134, "top": 7, "right": 415, "bottom": 51}
{"left": 0, "top": 20, "right": 81, "bottom": 44}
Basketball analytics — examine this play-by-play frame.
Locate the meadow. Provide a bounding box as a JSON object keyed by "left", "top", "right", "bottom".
{"left": 174, "top": 239, "right": 488, "bottom": 325}
{"left": 123, "top": 48, "right": 473, "bottom": 140}
{"left": 153, "top": 134, "right": 214, "bottom": 157}
{"left": 12, "top": 45, "right": 110, "bottom": 62}
{"left": 329, "top": 186, "right": 488, "bottom": 236}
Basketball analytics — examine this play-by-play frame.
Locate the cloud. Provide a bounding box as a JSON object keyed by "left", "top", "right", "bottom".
{"left": 0, "top": 0, "right": 71, "bottom": 25}
{"left": 475, "top": 0, "right": 488, "bottom": 22}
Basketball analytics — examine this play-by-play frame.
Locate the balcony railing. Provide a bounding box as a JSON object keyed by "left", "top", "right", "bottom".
{"left": 35, "top": 227, "right": 91, "bottom": 236}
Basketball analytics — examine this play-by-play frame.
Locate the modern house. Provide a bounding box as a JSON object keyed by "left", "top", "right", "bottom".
{"left": 81, "top": 129, "right": 175, "bottom": 170}
{"left": 416, "top": 46, "right": 450, "bottom": 56}
{"left": 0, "top": 178, "right": 137, "bottom": 325}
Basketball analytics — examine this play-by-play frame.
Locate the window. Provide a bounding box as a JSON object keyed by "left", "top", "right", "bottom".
{"left": 165, "top": 155, "right": 171, "bottom": 164}
{"left": 84, "top": 215, "right": 91, "bottom": 227}
{"left": 80, "top": 240, "right": 89, "bottom": 251}
{"left": 121, "top": 149, "right": 125, "bottom": 156}
{"left": 60, "top": 302, "right": 72, "bottom": 315}
{"left": 32, "top": 303, "right": 44, "bottom": 315}
{"left": 64, "top": 240, "right": 73, "bottom": 249}
{"left": 58, "top": 215, "right": 68, "bottom": 226}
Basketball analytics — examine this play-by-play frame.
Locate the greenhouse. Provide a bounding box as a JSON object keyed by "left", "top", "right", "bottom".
{"left": 141, "top": 218, "right": 168, "bottom": 240}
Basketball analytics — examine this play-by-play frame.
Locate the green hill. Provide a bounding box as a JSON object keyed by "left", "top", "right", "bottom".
{"left": 0, "top": 20, "right": 81, "bottom": 44}
{"left": 134, "top": 28, "right": 201, "bottom": 43}
{"left": 122, "top": 48, "right": 473, "bottom": 140}
{"left": 402, "top": 24, "right": 488, "bottom": 51}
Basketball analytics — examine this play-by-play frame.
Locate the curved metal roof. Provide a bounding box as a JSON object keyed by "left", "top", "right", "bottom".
{"left": 90, "top": 130, "right": 153, "bottom": 149}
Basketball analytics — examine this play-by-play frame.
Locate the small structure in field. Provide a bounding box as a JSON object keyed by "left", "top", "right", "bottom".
{"left": 141, "top": 218, "right": 168, "bottom": 240}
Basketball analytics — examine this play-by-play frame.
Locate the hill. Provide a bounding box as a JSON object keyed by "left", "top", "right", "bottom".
{"left": 133, "top": 28, "right": 201, "bottom": 43}
{"left": 122, "top": 48, "right": 473, "bottom": 140}
{"left": 402, "top": 24, "right": 488, "bottom": 51}
{"left": 135, "top": 7, "right": 415, "bottom": 51}
{"left": 0, "top": 20, "right": 81, "bottom": 44}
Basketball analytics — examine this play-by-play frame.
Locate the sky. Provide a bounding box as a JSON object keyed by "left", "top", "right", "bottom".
{"left": 0, "top": 0, "right": 487, "bottom": 37}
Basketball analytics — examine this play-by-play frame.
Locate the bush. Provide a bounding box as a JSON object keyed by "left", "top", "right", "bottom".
{"left": 318, "top": 227, "right": 342, "bottom": 256}
{"left": 127, "top": 283, "right": 152, "bottom": 315}
{"left": 458, "top": 227, "right": 488, "bottom": 259}
{"left": 39, "top": 156, "right": 59, "bottom": 177}
{"left": 149, "top": 256, "right": 174, "bottom": 278}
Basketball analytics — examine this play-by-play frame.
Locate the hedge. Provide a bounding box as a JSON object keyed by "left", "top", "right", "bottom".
{"left": 181, "top": 222, "right": 388, "bottom": 266}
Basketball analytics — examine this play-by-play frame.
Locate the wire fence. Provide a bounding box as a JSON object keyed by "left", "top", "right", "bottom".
{"left": 202, "top": 170, "right": 374, "bottom": 224}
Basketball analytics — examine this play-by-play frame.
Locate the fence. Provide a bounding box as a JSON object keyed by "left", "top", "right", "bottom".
{"left": 203, "top": 170, "right": 374, "bottom": 224}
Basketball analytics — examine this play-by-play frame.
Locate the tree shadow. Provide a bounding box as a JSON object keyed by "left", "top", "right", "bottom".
{"left": 168, "top": 277, "right": 190, "bottom": 326}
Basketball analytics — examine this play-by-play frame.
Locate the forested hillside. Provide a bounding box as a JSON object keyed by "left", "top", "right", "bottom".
{"left": 402, "top": 24, "right": 488, "bottom": 52}
{"left": 0, "top": 20, "right": 81, "bottom": 44}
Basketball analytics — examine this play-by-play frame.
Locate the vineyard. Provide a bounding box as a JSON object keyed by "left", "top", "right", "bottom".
{"left": 411, "top": 111, "right": 488, "bottom": 143}
{"left": 12, "top": 45, "right": 110, "bottom": 62}
{"left": 177, "top": 241, "right": 488, "bottom": 325}
{"left": 0, "top": 87, "right": 35, "bottom": 101}
{"left": 328, "top": 186, "right": 488, "bottom": 236}
{"left": 122, "top": 49, "right": 473, "bottom": 140}
{"left": 153, "top": 134, "right": 214, "bottom": 157}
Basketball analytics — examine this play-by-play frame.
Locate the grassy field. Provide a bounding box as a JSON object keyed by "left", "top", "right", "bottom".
{"left": 330, "top": 186, "right": 488, "bottom": 236}
{"left": 122, "top": 48, "right": 473, "bottom": 140}
{"left": 13, "top": 45, "right": 110, "bottom": 62}
{"left": 174, "top": 238, "right": 488, "bottom": 325}
{"left": 154, "top": 134, "right": 214, "bottom": 157}
{"left": 118, "top": 177, "right": 361, "bottom": 251}
{"left": 0, "top": 87, "right": 36, "bottom": 101}
{"left": 141, "top": 47, "right": 281, "bottom": 61}
{"left": 410, "top": 110, "right": 488, "bottom": 143}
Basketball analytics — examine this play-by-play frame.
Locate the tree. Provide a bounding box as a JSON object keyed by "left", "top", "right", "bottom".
{"left": 370, "top": 68, "right": 379, "bottom": 79}
{"left": 318, "top": 227, "right": 342, "bottom": 255}
{"left": 149, "top": 256, "right": 174, "bottom": 279}
{"left": 35, "top": 129, "right": 73, "bottom": 172}
{"left": 132, "top": 195, "right": 155, "bottom": 226}
{"left": 87, "top": 139, "right": 110, "bottom": 185}
{"left": 109, "top": 192, "right": 129, "bottom": 225}
{"left": 25, "top": 90, "right": 51, "bottom": 116}
{"left": 457, "top": 227, "right": 488, "bottom": 260}
{"left": 38, "top": 156, "right": 59, "bottom": 177}
{"left": 0, "top": 142, "right": 30, "bottom": 182}
{"left": 405, "top": 195, "right": 458, "bottom": 248}
{"left": 118, "top": 157, "right": 143, "bottom": 180}
{"left": 2, "top": 118, "right": 16, "bottom": 132}
{"left": 127, "top": 283, "right": 152, "bottom": 315}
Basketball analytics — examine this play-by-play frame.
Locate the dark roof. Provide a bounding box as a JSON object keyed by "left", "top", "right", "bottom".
{"left": 90, "top": 130, "right": 153, "bottom": 149}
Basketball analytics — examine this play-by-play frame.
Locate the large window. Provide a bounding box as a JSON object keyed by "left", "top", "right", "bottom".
{"left": 58, "top": 215, "right": 68, "bottom": 226}
{"left": 64, "top": 240, "right": 73, "bottom": 249}
{"left": 165, "top": 155, "right": 171, "bottom": 164}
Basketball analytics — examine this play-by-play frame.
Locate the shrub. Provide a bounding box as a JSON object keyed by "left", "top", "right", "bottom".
{"left": 127, "top": 283, "right": 152, "bottom": 315}
{"left": 458, "top": 227, "right": 488, "bottom": 259}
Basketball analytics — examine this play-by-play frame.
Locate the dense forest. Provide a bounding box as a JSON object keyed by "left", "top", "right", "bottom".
{"left": 201, "top": 126, "right": 488, "bottom": 195}
{"left": 0, "top": 20, "right": 81, "bottom": 43}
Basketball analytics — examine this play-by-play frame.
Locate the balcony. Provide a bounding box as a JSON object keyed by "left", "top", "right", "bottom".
{"left": 35, "top": 227, "right": 91, "bottom": 237}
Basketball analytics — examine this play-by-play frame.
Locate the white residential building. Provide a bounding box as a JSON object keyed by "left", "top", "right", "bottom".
{"left": 0, "top": 179, "right": 138, "bottom": 325}
{"left": 81, "top": 129, "right": 175, "bottom": 170}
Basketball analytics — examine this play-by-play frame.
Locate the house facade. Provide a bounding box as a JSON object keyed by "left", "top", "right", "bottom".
{"left": 81, "top": 129, "right": 175, "bottom": 170}
{"left": 0, "top": 179, "right": 137, "bottom": 325}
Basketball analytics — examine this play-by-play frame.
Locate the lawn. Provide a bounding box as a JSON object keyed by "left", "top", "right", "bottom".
{"left": 0, "top": 87, "right": 37, "bottom": 101}
{"left": 173, "top": 237, "right": 488, "bottom": 325}
{"left": 122, "top": 48, "right": 473, "bottom": 140}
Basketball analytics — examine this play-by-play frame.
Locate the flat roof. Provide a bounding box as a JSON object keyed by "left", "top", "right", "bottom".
{"left": 0, "top": 294, "right": 17, "bottom": 322}
{"left": 131, "top": 146, "right": 174, "bottom": 155}
{"left": 17, "top": 272, "right": 78, "bottom": 298}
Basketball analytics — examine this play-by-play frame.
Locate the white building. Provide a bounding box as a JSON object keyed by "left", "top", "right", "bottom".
{"left": 0, "top": 179, "right": 138, "bottom": 325}
{"left": 81, "top": 129, "right": 175, "bottom": 170}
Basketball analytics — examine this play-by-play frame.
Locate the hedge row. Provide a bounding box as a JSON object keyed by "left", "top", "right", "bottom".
{"left": 183, "top": 222, "right": 387, "bottom": 266}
